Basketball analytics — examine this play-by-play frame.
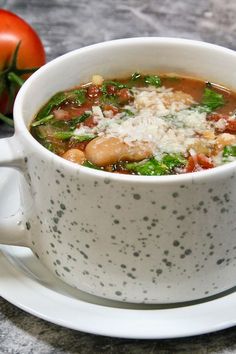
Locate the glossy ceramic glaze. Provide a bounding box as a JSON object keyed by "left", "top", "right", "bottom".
{"left": 0, "top": 38, "right": 236, "bottom": 303}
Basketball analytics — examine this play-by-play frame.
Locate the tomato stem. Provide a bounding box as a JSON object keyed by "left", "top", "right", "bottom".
{"left": 8, "top": 72, "right": 25, "bottom": 87}
{"left": 0, "top": 113, "right": 14, "bottom": 126}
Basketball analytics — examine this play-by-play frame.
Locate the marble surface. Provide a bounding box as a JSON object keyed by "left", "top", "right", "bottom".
{"left": 1, "top": 0, "right": 236, "bottom": 352}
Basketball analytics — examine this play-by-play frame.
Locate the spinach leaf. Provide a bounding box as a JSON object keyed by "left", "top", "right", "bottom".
{"left": 144, "top": 75, "right": 162, "bottom": 87}
{"left": 37, "top": 92, "right": 68, "bottom": 119}
{"left": 36, "top": 89, "right": 86, "bottom": 119}
{"left": 126, "top": 154, "right": 186, "bottom": 176}
{"left": 162, "top": 154, "right": 186, "bottom": 170}
{"left": 68, "top": 89, "right": 86, "bottom": 105}
{"left": 101, "top": 81, "right": 127, "bottom": 97}
{"left": 126, "top": 158, "right": 167, "bottom": 175}
{"left": 122, "top": 108, "right": 135, "bottom": 116}
{"left": 223, "top": 145, "right": 236, "bottom": 157}
{"left": 54, "top": 131, "right": 95, "bottom": 141}
{"left": 201, "top": 88, "right": 225, "bottom": 111}
{"left": 67, "top": 112, "right": 91, "bottom": 130}
{"left": 100, "top": 94, "right": 119, "bottom": 106}
{"left": 83, "top": 160, "right": 101, "bottom": 170}
{"left": 31, "top": 114, "right": 54, "bottom": 127}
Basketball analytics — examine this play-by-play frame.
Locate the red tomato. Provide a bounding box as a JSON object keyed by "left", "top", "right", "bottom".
{"left": 0, "top": 9, "right": 46, "bottom": 114}
{"left": 186, "top": 154, "right": 214, "bottom": 173}
{"left": 207, "top": 113, "right": 229, "bottom": 122}
{"left": 103, "top": 104, "right": 119, "bottom": 115}
{"left": 117, "top": 88, "right": 132, "bottom": 103}
{"left": 224, "top": 120, "right": 236, "bottom": 133}
{"left": 87, "top": 85, "right": 101, "bottom": 99}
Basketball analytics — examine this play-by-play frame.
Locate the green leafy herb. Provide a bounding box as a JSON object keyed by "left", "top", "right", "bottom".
{"left": 131, "top": 72, "right": 141, "bottom": 81}
{"left": 103, "top": 80, "right": 128, "bottom": 89}
{"left": 144, "top": 75, "right": 162, "bottom": 87}
{"left": 122, "top": 109, "right": 135, "bottom": 116}
{"left": 36, "top": 89, "right": 86, "bottom": 120}
{"left": 37, "top": 92, "right": 68, "bottom": 119}
{"left": 68, "top": 89, "right": 86, "bottom": 105}
{"left": 126, "top": 154, "right": 186, "bottom": 176}
{"left": 223, "top": 145, "right": 236, "bottom": 157}
{"left": 54, "top": 131, "right": 95, "bottom": 141}
{"left": 101, "top": 81, "right": 127, "bottom": 98}
{"left": 126, "top": 158, "right": 167, "bottom": 176}
{"left": 67, "top": 112, "right": 91, "bottom": 130}
{"left": 201, "top": 88, "right": 225, "bottom": 111}
{"left": 161, "top": 154, "right": 186, "bottom": 170}
{"left": 31, "top": 114, "right": 54, "bottom": 127}
{"left": 83, "top": 160, "right": 101, "bottom": 170}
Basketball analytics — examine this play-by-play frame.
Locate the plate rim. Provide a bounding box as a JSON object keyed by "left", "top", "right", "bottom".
{"left": 0, "top": 247, "right": 236, "bottom": 339}
{"left": 0, "top": 162, "right": 236, "bottom": 339}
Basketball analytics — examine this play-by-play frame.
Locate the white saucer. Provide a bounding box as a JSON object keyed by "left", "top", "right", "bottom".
{"left": 0, "top": 167, "right": 236, "bottom": 339}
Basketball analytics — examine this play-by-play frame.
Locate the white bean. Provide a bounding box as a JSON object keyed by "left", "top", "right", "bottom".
{"left": 85, "top": 136, "right": 152, "bottom": 166}
{"left": 62, "top": 149, "right": 86, "bottom": 164}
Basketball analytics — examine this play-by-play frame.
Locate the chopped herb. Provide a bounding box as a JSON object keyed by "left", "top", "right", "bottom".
{"left": 31, "top": 114, "right": 54, "bottom": 127}
{"left": 36, "top": 90, "right": 86, "bottom": 119}
{"left": 126, "top": 158, "right": 167, "bottom": 176}
{"left": 54, "top": 131, "right": 96, "bottom": 141}
{"left": 39, "top": 141, "right": 55, "bottom": 152}
{"left": 144, "top": 75, "right": 162, "bottom": 87}
{"left": 122, "top": 109, "right": 135, "bottom": 116}
{"left": 131, "top": 72, "right": 141, "bottom": 81}
{"left": 162, "top": 154, "right": 186, "bottom": 170}
{"left": 100, "top": 94, "right": 119, "bottom": 106}
{"left": 37, "top": 92, "right": 67, "bottom": 119}
{"left": 206, "top": 82, "right": 213, "bottom": 88}
{"left": 68, "top": 89, "right": 86, "bottom": 105}
{"left": 83, "top": 160, "right": 101, "bottom": 170}
{"left": 67, "top": 112, "right": 91, "bottom": 129}
{"left": 54, "top": 131, "right": 74, "bottom": 140}
{"left": 223, "top": 145, "right": 236, "bottom": 157}
{"left": 101, "top": 81, "right": 127, "bottom": 95}
{"left": 201, "top": 88, "right": 225, "bottom": 111}
{"left": 126, "top": 154, "right": 186, "bottom": 176}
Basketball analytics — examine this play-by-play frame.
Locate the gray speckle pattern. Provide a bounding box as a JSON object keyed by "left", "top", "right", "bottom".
{"left": 1, "top": 0, "right": 236, "bottom": 352}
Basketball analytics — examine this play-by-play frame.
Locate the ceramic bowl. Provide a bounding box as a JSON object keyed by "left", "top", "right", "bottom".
{"left": 1, "top": 37, "right": 236, "bottom": 303}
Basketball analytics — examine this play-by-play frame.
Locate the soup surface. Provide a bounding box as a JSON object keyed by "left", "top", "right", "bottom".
{"left": 30, "top": 73, "right": 236, "bottom": 175}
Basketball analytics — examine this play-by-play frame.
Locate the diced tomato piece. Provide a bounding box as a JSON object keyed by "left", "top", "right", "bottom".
{"left": 224, "top": 120, "right": 236, "bottom": 133}
{"left": 197, "top": 154, "right": 214, "bottom": 169}
{"left": 117, "top": 88, "right": 132, "bottom": 103}
{"left": 106, "top": 85, "right": 117, "bottom": 95}
{"left": 207, "top": 113, "right": 229, "bottom": 122}
{"left": 186, "top": 154, "right": 214, "bottom": 173}
{"left": 87, "top": 85, "right": 101, "bottom": 99}
{"left": 53, "top": 109, "right": 70, "bottom": 121}
{"left": 83, "top": 116, "right": 97, "bottom": 128}
{"left": 185, "top": 156, "right": 196, "bottom": 173}
{"left": 103, "top": 104, "right": 119, "bottom": 115}
{"left": 68, "top": 103, "right": 92, "bottom": 118}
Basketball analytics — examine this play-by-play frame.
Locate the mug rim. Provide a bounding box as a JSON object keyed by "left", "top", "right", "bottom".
{"left": 13, "top": 36, "right": 236, "bottom": 184}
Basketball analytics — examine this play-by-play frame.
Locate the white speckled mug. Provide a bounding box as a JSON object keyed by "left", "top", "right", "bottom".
{"left": 1, "top": 38, "right": 236, "bottom": 303}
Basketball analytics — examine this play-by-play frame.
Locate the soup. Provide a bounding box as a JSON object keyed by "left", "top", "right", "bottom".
{"left": 30, "top": 73, "right": 236, "bottom": 175}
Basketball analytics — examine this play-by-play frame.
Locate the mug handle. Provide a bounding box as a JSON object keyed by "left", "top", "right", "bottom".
{"left": 0, "top": 136, "right": 30, "bottom": 247}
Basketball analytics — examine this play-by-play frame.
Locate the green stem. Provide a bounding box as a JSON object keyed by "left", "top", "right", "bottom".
{"left": 0, "top": 113, "right": 14, "bottom": 126}
{"left": 8, "top": 72, "right": 25, "bottom": 87}
{"left": 17, "top": 67, "right": 40, "bottom": 75}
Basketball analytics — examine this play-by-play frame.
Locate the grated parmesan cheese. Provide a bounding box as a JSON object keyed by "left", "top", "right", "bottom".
{"left": 73, "top": 86, "right": 223, "bottom": 158}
